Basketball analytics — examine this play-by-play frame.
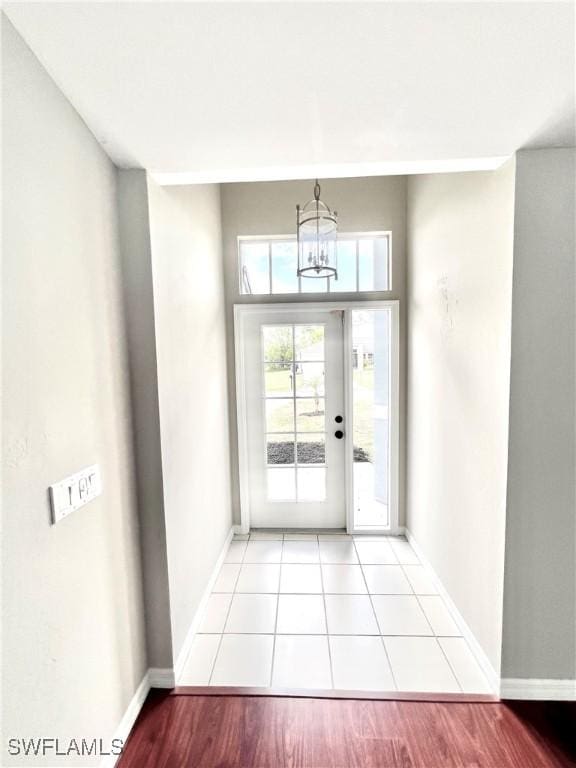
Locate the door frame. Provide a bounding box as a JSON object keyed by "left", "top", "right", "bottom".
{"left": 234, "top": 301, "right": 400, "bottom": 534}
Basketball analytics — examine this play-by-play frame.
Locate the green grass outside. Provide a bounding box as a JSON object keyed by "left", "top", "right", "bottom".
{"left": 264, "top": 367, "right": 293, "bottom": 393}
{"left": 264, "top": 367, "right": 375, "bottom": 458}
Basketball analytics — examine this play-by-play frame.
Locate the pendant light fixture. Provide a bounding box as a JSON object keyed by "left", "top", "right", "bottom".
{"left": 296, "top": 179, "right": 338, "bottom": 279}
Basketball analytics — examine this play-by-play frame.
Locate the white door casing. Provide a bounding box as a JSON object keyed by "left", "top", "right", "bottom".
{"left": 234, "top": 301, "right": 399, "bottom": 533}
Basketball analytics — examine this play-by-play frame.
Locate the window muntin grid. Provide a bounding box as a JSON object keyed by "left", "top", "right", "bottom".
{"left": 262, "top": 324, "right": 326, "bottom": 501}
{"left": 240, "top": 233, "right": 390, "bottom": 296}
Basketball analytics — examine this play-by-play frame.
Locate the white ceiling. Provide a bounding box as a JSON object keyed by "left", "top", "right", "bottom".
{"left": 5, "top": 2, "right": 575, "bottom": 183}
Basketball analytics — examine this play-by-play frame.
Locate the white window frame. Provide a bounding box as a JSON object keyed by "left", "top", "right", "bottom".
{"left": 344, "top": 302, "right": 400, "bottom": 535}
{"left": 238, "top": 232, "right": 392, "bottom": 296}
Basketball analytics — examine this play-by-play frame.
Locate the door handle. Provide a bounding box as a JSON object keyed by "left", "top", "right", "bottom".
{"left": 335, "top": 430, "right": 344, "bottom": 439}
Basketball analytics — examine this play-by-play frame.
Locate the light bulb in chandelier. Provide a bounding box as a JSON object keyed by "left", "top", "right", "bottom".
{"left": 296, "top": 180, "right": 338, "bottom": 280}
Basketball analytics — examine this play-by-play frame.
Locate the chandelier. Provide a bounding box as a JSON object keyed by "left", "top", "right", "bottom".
{"left": 296, "top": 180, "right": 338, "bottom": 279}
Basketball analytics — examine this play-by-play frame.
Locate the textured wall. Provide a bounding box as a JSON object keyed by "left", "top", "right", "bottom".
{"left": 502, "top": 148, "right": 576, "bottom": 681}
{"left": 406, "top": 162, "right": 516, "bottom": 675}
{"left": 147, "top": 180, "right": 233, "bottom": 662}
{"left": 2, "top": 19, "right": 147, "bottom": 766}
{"left": 117, "top": 170, "right": 173, "bottom": 669}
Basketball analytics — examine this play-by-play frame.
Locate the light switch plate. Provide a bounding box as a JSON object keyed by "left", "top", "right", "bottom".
{"left": 49, "top": 464, "right": 102, "bottom": 524}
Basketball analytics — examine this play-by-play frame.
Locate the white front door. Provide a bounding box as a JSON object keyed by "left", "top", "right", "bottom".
{"left": 241, "top": 306, "right": 346, "bottom": 528}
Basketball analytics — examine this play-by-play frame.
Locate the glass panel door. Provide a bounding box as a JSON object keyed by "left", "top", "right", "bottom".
{"left": 242, "top": 307, "right": 346, "bottom": 529}
{"left": 236, "top": 302, "right": 397, "bottom": 533}
{"left": 349, "top": 308, "right": 396, "bottom": 530}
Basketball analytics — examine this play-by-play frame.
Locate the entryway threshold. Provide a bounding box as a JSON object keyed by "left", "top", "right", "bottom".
{"left": 172, "top": 686, "right": 497, "bottom": 703}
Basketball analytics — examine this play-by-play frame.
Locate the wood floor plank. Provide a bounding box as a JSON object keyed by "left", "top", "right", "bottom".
{"left": 117, "top": 692, "right": 576, "bottom": 768}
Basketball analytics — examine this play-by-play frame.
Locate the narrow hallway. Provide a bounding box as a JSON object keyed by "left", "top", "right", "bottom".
{"left": 178, "top": 532, "right": 492, "bottom": 695}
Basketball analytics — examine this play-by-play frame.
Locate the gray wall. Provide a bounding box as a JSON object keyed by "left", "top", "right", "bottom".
{"left": 221, "top": 176, "right": 408, "bottom": 525}
{"left": 502, "top": 148, "right": 576, "bottom": 681}
{"left": 147, "top": 180, "right": 233, "bottom": 662}
{"left": 406, "top": 161, "right": 516, "bottom": 675}
{"left": 2, "top": 19, "right": 147, "bottom": 766}
{"left": 117, "top": 170, "right": 173, "bottom": 669}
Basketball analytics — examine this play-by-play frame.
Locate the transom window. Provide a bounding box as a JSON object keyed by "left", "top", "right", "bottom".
{"left": 239, "top": 233, "right": 390, "bottom": 295}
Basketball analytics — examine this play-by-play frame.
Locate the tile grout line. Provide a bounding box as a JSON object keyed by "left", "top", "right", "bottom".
{"left": 397, "top": 559, "right": 418, "bottom": 599}
{"left": 395, "top": 548, "right": 466, "bottom": 693}
{"left": 387, "top": 547, "right": 436, "bottom": 636}
{"left": 388, "top": 545, "right": 464, "bottom": 691}
{"left": 207, "top": 537, "right": 247, "bottom": 685}
{"left": 392, "top": 540, "right": 465, "bottom": 692}
{"left": 396, "top": 558, "right": 443, "bottom": 641}
{"left": 398, "top": 562, "right": 438, "bottom": 598}
{"left": 203, "top": 534, "right": 469, "bottom": 692}
{"left": 434, "top": 637, "right": 466, "bottom": 694}
{"left": 216, "top": 590, "right": 449, "bottom": 596}
{"left": 354, "top": 537, "right": 399, "bottom": 692}
{"left": 269, "top": 534, "right": 284, "bottom": 687}
{"left": 198, "top": 631, "right": 457, "bottom": 637}
{"left": 318, "top": 540, "right": 335, "bottom": 690}
{"left": 411, "top": 589, "right": 464, "bottom": 693}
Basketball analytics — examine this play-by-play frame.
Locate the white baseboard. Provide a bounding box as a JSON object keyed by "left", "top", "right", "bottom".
{"left": 173, "top": 526, "right": 235, "bottom": 681}
{"left": 500, "top": 678, "right": 576, "bottom": 701}
{"left": 100, "top": 527, "right": 235, "bottom": 767}
{"left": 404, "top": 529, "right": 500, "bottom": 695}
{"left": 148, "top": 667, "right": 175, "bottom": 688}
{"left": 233, "top": 523, "right": 249, "bottom": 535}
{"left": 100, "top": 671, "right": 150, "bottom": 768}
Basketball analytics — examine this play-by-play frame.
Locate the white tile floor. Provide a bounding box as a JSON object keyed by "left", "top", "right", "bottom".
{"left": 179, "top": 532, "right": 493, "bottom": 695}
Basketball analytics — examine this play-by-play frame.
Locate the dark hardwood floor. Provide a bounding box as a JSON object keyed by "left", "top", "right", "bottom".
{"left": 118, "top": 691, "right": 576, "bottom": 767}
